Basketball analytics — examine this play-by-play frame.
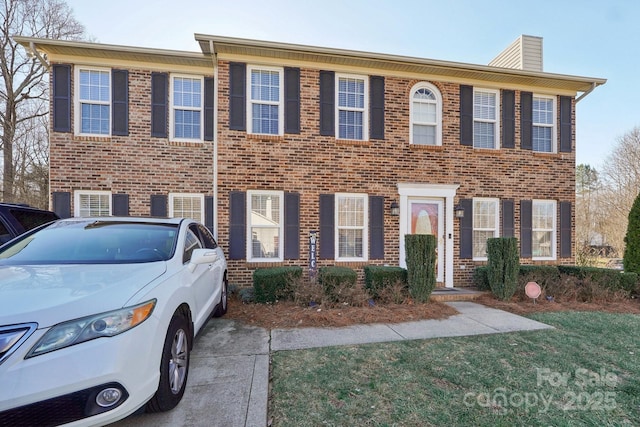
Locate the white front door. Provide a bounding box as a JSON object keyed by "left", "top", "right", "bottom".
{"left": 398, "top": 183, "right": 459, "bottom": 288}
{"left": 406, "top": 198, "right": 444, "bottom": 282}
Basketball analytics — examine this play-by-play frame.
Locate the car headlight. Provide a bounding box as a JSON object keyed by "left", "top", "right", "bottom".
{"left": 26, "top": 300, "right": 156, "bottom": 358}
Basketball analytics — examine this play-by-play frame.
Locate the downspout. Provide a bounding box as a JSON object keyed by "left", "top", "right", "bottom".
{"left": 29, "top": 42, "right": 49, "bottom": 69}
{"left": 575, "top": 82, "right": 597, "bottom": 103}
{"left": 209, "top": 40, "right": 220, "bottom": 240}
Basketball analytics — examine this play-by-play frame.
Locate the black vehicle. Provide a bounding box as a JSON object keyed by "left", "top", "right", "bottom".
{"left": 0, "top": 203, "right": 60, "bottom": 245}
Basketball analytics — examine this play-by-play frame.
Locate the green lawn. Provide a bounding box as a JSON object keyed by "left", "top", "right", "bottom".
{"left": 270, "top": 312, "right": 640, "bottom": 426}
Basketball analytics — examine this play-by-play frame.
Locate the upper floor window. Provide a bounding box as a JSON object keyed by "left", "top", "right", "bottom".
{"left": 533, "top": 95, "right": 556, "bottom": 152}
{"left": 171, "top": 75, "right": 203, "bottom": 141}
{"left": 410, "top": 82, "right": 442, "bottom": 145}
{"left": 336, "top": 74, "right": 368, "bottom": 140}
{"left": 473, "top": 89, "right": 499, "bottom": 149}
{"left": 247, "top": 66, "right": 283, "bottom": 135}
{"left": 169, "top": 193, "right": 204, "bottom": 223}
{"left": 472, "top": 198, "right": 499, "bottom": 260}
{"left": 335, "top": 193, "right": 368, "bottom": 261}
{"left": 532, "top": 200, "right": 556, "bottom": 259}
{"left": 76, "top": 68, "right": 110, "bottom": 135}
{"left": 74, "top": 190, "right": 111, "bottom": 217}
{"left": 247, "top": 190, "right": 283, "bottom": 261}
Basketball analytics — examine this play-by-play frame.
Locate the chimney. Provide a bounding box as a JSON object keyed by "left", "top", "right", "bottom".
{"left": 489, "top": 35, "right": 543, "bottom": 72}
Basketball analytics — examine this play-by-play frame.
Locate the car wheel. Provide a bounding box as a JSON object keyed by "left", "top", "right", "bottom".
{"left": 146, "top": 313, "right": 190, "bottom": 412}
{"left": 213, "top": 273, "right": 228, "bottom": 318}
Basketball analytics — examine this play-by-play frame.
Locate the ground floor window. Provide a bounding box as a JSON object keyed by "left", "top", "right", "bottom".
{"left": 169, "top": 193, "right": 204, "bottom": 223}
{"left": 532, "top": 199, "right": 556, "bottom": 259}
{"left": 335, "top": 193, "right": 368, "bottom": 261}
{"left": 74, "top": 191, "right": 111, "bottom": 217}
{"left": 248, "top": 190, "right": 283, "bottom": 261}
{"left": 472, "top": 198, "right": 499, "bottom": 260}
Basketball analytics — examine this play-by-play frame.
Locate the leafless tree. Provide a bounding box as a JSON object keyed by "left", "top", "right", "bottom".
{"left": 599, "top": 126, "right": 640, "bottom": 254}
{"left": 0, "top": 0, "right": 85, "bottom": 205}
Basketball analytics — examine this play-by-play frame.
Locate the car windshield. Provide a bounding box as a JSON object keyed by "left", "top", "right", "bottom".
{"left": 0, "top": 220, "right": 178, "bottom": 264}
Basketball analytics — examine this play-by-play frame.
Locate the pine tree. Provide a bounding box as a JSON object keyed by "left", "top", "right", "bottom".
{"left": 623, "top": 192, "right": 640, "bottom": 273}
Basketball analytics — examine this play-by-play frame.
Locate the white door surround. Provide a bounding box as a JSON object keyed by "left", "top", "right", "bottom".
{"left": 398, "top": 183, "right": 459, "bottom": 288}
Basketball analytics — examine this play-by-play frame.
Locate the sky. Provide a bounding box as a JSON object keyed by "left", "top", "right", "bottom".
{"left": 64, "top": 0, "right": 637, "bottom": 170}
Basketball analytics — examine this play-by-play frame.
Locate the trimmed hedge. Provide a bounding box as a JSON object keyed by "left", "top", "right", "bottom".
{"left": 487, "top": 237, "right": 519, "bottom": 301}
{"left": 319, "top": 266, "right": 358, "bottom": 302}
{"left": 252, "top": 266, "right": 302, "bottom": 303}
{"left": 405, "top": 234, "right": 437, "bottom": 303}
{"left": 363, "top": 266, "right": 408, "bottom": 299}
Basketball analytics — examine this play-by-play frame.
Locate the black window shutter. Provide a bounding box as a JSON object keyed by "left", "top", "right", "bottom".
{"left": 560, "top": 201, "right": 572, "bottom": 257}
{"left": 370, "top": 76, "right": 385, "bottom": 140}
{"left": 559, "top": 96, "right": 572, "bottom": 153}
{"left": 284, "top": 67, "right": 300, "bottom": 134}
{"left": 459, "top": 85, "right": 473, "bottom": 146}
{"left": 520, "top": 92, "right": 533, "bottom": 150}
{"left": 204, "top": 77, "right": 215, "bottom": 141}
{"left": 52, "top": 64, "right": 71, "bottom": 133}
{"left": 319, "top": 194, "right": 335, "bottom": 259}
{"left": 150, "top": 195, "right": 167, "bottom": 217}
{"left": 520, "top": 200, "right": 532, "bottom": 258}
{"left": 369, "top": 196, "right": 384, "bottom": 259}
{"left": 151, "top": 73, "right": 168, "bottom": 138}
{"left": 112, "top": 69, "right": 129, "bottom": 136}
{"left": 112, "top": 194, "right": 129, "bottom": 216}
{"left": 319, "top": 71, "right": 335, "bottom": 136}
{"left": 459, "top": 199, "right": 473, "bottom": 259}
{"left": 502, "top": 90, "right": 515, "bottom": 149}
{"left": 229, "top": 191, "right": 246, "bottom": 260}
{"left": 284, "top": 192, "right": 300, "bottom": 259}
{"left": 205, "top": 195, "right": 214, "bottom": 233}
{"left": 502, "top": 199, "right": 514, "bottom": 237}
{"left": 52, "top": 191, "right": 71, "bottom": 219}
{"left": 229, "top": 62, "right": 246, "bottom": 131}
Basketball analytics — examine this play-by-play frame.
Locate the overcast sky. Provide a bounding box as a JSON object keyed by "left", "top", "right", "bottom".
{"left": 65, "top": 0, "right": 635, "bottom": 170}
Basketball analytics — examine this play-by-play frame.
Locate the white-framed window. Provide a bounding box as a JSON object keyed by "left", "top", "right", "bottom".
{"left": 169, "top": 193, "right": 204, "bottom": 223}
{"left": 247, "top": 66, "right": 284, "bottom": 135}
{"left": 410, "top": 82, "right": 442, "bottom": 146}
{"left": 74, "top": 190, "right": 112, "bottom": 217}
{"left": 532, "top": 199, "right": 556, "bottom": 260}
{"left": 75, "top": 67, "right": 111, "bottom": 136}
{"left": 335, "top": 193, "right": 368, "bottom": 261}
{"left": 533, "top": 95, "right": 556, "bottom": 153}
{"left": 336, "top": 74, "right": 369, "bottom": 140}
{"left": 247, "top": 190, "right": 283, "bottom": 261}
{"left": 472, "top": 198, "right": 500, "bottom": 260}
{"left": 170, "top": 75, "right": 203, "bottom": 141}
{"left": 473, "top": 88, "right": 500, "bottom": 149}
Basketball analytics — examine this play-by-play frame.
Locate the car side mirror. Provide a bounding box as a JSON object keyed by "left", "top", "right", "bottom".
{"left": 187, "top": 248, "right": 219, "bottom": 272}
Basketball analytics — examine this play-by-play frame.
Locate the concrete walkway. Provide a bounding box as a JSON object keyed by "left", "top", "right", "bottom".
{"left": 113, "top": 301, "right": 553, "bottom": 427}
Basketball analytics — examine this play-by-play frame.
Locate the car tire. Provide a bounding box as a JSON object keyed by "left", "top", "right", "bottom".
{"left": 146, "top": 313, "right": 190, "bottom": 413}
{"left": 213, "top": 273, "right": 228, "bottom": 318}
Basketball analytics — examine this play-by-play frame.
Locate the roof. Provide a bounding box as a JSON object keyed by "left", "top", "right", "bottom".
{"left": 196, "top": 34, "right": 605, "bottom": 95}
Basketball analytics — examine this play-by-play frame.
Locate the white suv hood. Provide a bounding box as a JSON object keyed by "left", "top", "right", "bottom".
{"left": 0, "top": 263, "right": 166, "bottom": 327}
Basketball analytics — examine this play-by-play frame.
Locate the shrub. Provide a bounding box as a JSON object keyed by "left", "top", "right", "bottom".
{"left": 318, "top": 266, "right": 359, "bottom": 303}
{"left": 624, "top": 191, "right": 640, "bottom": 274}
{"left": 404, "top": 234, "right": 437, "bottom": 303}
{"left": 363, "top": 265, "right": 408, "bottom": 299}
{"left": 486, "top": 237, "right": 519, "bottom": 301}
{"left": 473, "top": 266, "right": 490, "bottom": 291}
{"left": 252, "top": 266, "right": 302, "bottom": 303}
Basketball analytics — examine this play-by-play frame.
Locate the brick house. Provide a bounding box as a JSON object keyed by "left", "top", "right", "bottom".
{"left": 16, "top": 34, "right": 605, "bottom": 287}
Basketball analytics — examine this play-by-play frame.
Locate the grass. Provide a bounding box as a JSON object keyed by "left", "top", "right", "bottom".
{"left": 269, "top": 312, "right": 640, "bottom": 426}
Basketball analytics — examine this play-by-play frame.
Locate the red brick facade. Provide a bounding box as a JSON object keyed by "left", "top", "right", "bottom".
{"left": 40, "top": 37, "right": 589, "bottom": 288}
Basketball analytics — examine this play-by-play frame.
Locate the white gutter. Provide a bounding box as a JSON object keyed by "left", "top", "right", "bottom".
{"left": 210, "top": 40, "right": 219, "bottom": 240}
{"left": 575, "top": 82, "right": 597, "bottom": 103}
{"left": 29, "top": 42, "right": 49, "bottom": 69}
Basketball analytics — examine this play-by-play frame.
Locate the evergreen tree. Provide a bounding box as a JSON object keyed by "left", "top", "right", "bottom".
{"left": 623, "top": 192, "right": 640, "bottom": 273}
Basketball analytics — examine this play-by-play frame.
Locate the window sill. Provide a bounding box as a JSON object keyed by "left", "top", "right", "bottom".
{"left": 532, "top": 151, "right": 564, "bottom": 159}
{"left": 335, "top": 260, "right": 368, "bottom": 268}
{"left": 247, "top": 134, "right": 285, "bottom": 143}
{"left": 336, "top": 139, "right": 370, "bottom": 147}
{"left": 410, "top": 144, "right": 444, "bottom": 151}
{"left": 168, "top": 140, "right": 208, "bottom": 148}
{"left": 73, "top": 135, "right": 111, "bottom": 143}
{"left": 246, "top": 261, "right": 284, "bottom": 268}
{"left": 472, "top": 148, "right": 503, "bottom": 156}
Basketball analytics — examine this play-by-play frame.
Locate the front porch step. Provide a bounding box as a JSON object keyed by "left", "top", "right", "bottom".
{"left": 429, "top": 287, "right": 487, "bottom": 302}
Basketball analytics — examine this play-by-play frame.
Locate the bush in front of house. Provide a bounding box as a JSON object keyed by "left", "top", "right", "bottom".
{"left": 404, "top": 234, "right": 437, "bottom": 303}
{"left": 623, "top": 191, "right": 640, "bottom": 274}
{"left": 318, "top": 266, "right": 359, "bottom": 303}
{"left": 252, "top": 266, "right": 302, "bottom": 303}
{"left": 486, "top": 237, "right": 519, "bottom": 301}
{"left": 363, "top": 265, "right": 408, "bottom": 300}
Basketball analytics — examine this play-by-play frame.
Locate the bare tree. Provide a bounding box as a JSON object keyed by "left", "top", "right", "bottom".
{"left": 600, "top": 127, "right": 640, "bottom": 254}
{"left": 0, "top": 0, "right": 85, "bottom": 204}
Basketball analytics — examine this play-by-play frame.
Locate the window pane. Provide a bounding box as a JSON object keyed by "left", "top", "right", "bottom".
{"left": 252, "top": 104, "right": 279, "bottom": 135}
{"left": 338, "top": 229, "right": 363, "bottom": 258}
{"left": 473, "top": 91, "right": 496, "bottom": 120}
{"left": 338, "top": 110, "right": 363, "bottom": 140}
{"left": 533, "top": 126, "right": 552, "bottom": 152}
{"left": 473, "top": 122, "right": 495, "bottom": 149}
{"left": 413, "top": 124, "right": 436, "bottom": 145}
{"left": 473, "top": 230, "right": 494, "bottom": 258}
{"left": 413, "top": 102, "right": 436, "bottom": 124}
{"left": 414, "top": 88, "right": 435, "bottom": 100}
{"left": 174, "top": 110, "right": 201, "bottom": 139}
{"left": 533, "top": 231, "right": 552, "bottom": 257}
{"left": 81, "top": 103, "right": 110, "bottom": 135}
{"left": 251, "top": 69, "right": 280, "bottom": 102}
{"left": 338, "top": 77, "right": 364, "bottom": 108}
{"left": 173, "top": 77, "right": 202, "bottom": 108}
{"left": 172, "top": 195, "right": 203, "bottom": 222}
{"left": 249, "top": 193, "right": 281, "bottom": 259}
{"left": 338, "top": 196, "right": 364, "bottom": 227}
{"left": 79, "top": 193, "right": 110, "bottom": 217}
{"left": 533, "top": 98, "right": 553, "bottom": 125}
{"left": 79, "top": 70, "right": 109, "bottom": 102}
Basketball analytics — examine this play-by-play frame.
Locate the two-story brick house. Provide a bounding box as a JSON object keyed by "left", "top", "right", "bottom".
{"left": 16, "top": 34, "right": 605, "bottom": 287}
